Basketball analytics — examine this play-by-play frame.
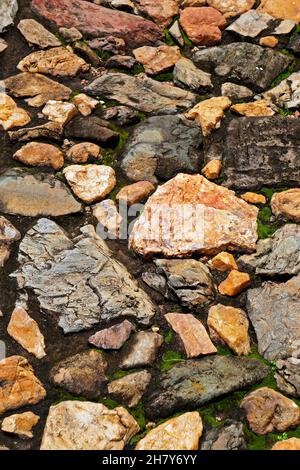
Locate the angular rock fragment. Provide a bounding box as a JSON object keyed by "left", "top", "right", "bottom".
{"left": 0, "top": 39, "right": 8, "bottom": 54}
{"left": 275, "top": 357, "right": 300, "bottom": 398}
{"left": 201, "top": 159, "right": 222, "bottom": 180}
{"left": 0, "top": 217, "right": 21, "bottom": 267}
{"left": 89, "top": 320, "right": 135, "bottom": 350}
{"left": 180, "top": 7, "right": 226, "bottom": 46}
{"left": 72, "top": 94, "right": 99, "bottom": 117}
{"left": 135, "top": 0, "right": 179, "bottom": 28}
{"left": 17, "top": 19, "right": 61, "bottom": 48}
{"left": 101, "top": 105, "right": 139, "bottom": 127}
{"left": 263, "top": 72, "right": 300, "bottom": 109}
{"left": 133, "top": 45, "right": 181, "bottom": 75}
{"left": 1, "top": 412, "right": 40, "bottom": 439}
{"left": 119, "top": 331, "right": 163, "bottom": 369}
{"left": 0, "top": 0, "right": 18, "bottom": 33}
{"left": 201, "top": 420, "right": 246, "bottom": 450}
{"left": 210, "top": 252, "right": 237, "bottom": 272}
{"left": 174, "top": 57, "right": 213, "bottom": 91}
{"left": 65, "top": 115, "right": 119, "bottom": 146}
{"left": 13, "top": 142, "right": 64, "bottom": 171}
{"left": 0, "top": 94, "right": 31, "bottom": 131}
{"left": 8, "top": 122, "right": 64, "bottom": 143}
{"left": 271, "top": 189, "right": 300, "bottom": 222}
{"left": 169, "top": 20, "right": 184, "bottom": 47}
{"left": 185, "top": 96, "right": 231, "bottom": 136}
{"left": 7, "top": 307, "right": 46, "bottom": 359}
{"left": 108, "top": 370, "right": 151, "bottom": 408}
{"left": 231, "top": 99, "right": 275, "bottom": 117}
{"left": 59, "top": 27, "right": 82, "bottom": 42}
{"left": 218, "top": 270, "right": 250, "bottom": 297}
{"left": 221, "top": 82, "right": 253, "bottom": 100}
{"left": 226, "top": 10, "right": 273, "bottom": 38}
{"left": 42, "top": 100, "right": 78, "bottom": 125}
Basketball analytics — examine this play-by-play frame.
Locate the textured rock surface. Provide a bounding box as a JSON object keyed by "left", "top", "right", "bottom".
{"left": 129, "top": 174, "right": 258, "bottom": 257}
{"left": 119, "top": 331, "right": 163, "bottom": 369}
{"left": 180, "top": 7, "right": 226, "bottom": 46}
{"left": 263, "top": 72, "right": 300, "bottom": 109}
{"left": 0, "top": 356, "right": 46, "bottom": 415}
{"left": 13, "top": 142, "right": 64, "bottom": 170}
{"left": 40, "top": 401, "right": 139, "bottom": 450}
{"left": 17, "top": 19, "right": 61, "bottom": 48}
{"left": 0, "top": 216, "right": 21, "bottom": 267}
{"left": 218, "top": 270, "right": 250, "bottom": 296}
{"left": 246, "top": 275, "right": 300, "bottom": 361}
{"left": 7, "top": 307, "right": 46, "bottom": 359}
{"left": 207, "top": 0, "right": 255, "bottom": 18}
{"left": 135, "top": 0, "right": 179, "bottom": 28}
{"left": 89, "top": 320, "right": 134, "bottom": 350}
{"left": 66, "top": 143, "right": 101, "bottom": 164}
{"left": 272, "top": 438, "right": 300, "bottom": 451}
{"left": 241, "top": 192, "right": 266, "bottom": 205}
{"left": 231, "top": 99, "right": 275, "bottom": 117}
{"left": 0, "top": 93, "right": 31, "bottom": 131}
{"left": 145, "top": 356, "right": 269, "bottom": 418}
{"left": 202, "top": 159, "right": 222, "bottom": 180}
{"left": 136, "top": 412, "right": 203, "bottom": 450}
{"left": 1, "top": 412, "right": 40, "bottom": 439}
{"left": 276, "top": 358, "right": 300, "bottom": 398}
{"left": 226, "top": 10, "right": 273, "bottom": 38}
{"left": 201, "top": 420, "right": 246, "bottom": 450}
{"left": 92, "top": 200, "right": 122, "bottom": 238}
{"left": 65, "top": 115, "right": 119, "bottom": 145}
{"left": 42, "top": 100, "right": 78, "bottom": 125}
{"left": 72, "top": 94, "right": 99, "bottom": 117}
{"left": 185, "top": 96, "right": 231, "bottom": 135}
{"left": 271, "top": 189, "right": 300, "bottom": 222}
{"left": 174, "top": 57, "right": 213, "bottom": 91}
{"left": 133, "top": 45, "right": 181, "bottom": 75}
{"left": 13, "top": 219, "right": 155, "bottom": 333}
{"left": 0, "top": 0, "right": 18, "bottom": 33}
{"left": 258, "top": 0, "right": 300, "bottom": 22}
{"left": 210, "top": 252, "right": 237, "bottom": 272}
{"left": 8, "top": 122, "right": 64, "bottom": 143}
{"left": 108, "top": 370, "right": 151, "bottom": 408}
{"left": 221, "top": 82, "right": 253, "bottom": 100}
{"left": 116, "top": 181, "right": 154, "bottom": 206}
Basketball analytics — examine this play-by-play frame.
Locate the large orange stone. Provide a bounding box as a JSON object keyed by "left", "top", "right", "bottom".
{"left": 258, "top": 0, "right": 300, "bottom": 23}
{"left": 218, "top": 270, "right": 251, "bottom": 296}
{"left": 180, "top": 7, "right": 227, "bottom": 46}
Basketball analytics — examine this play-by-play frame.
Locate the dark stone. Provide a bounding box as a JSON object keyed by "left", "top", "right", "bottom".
{"left": 101, "top": 106, "right": 140, "bottom": 127}
{"left": 276, "top": 358, "right": 300, "bottom": 398}
{"left": 8, "top": 122, "right": 64, "bottom": 143}
{"left": 201, "top": 420, "right": 246, "bottom": 450}
{"left": 289, "top": 35, "right": 300, "bottom": 54}
{"left": 73, "top": 41, "right": 102, "bottom": 67}
{"left": 65, "top": 115, "right": 119, "bottom": 146}
{"left": 88, "top": 36, "right": 126, "bottom": 56}
{"left": 106, "top": 55, "right": 137, "bottom": 70}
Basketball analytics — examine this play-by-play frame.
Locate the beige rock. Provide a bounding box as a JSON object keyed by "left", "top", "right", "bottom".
{"left": 0, "top": 93, "right": 31, "bottom": 131}
{"left": 207, "top": 304, "right": 250, "bottom": 355}
{"left": 135, "top": 0, "right": 179, "bottom": 28}
{"left": 218, "top": 270, "right": 251, "bottom": 296}
{"left": 120, "top": 331, "right": 163, "bottom": 369}
{"left": 108, "top": 370, "right": 151, "bottom": 408}
{"left": 42, "top": 100, "right": 78, "bottom": 125}
{"left": 92, "top": 199, "right": 122, "bottom": 237}
{"left": 258, "top": 0, "right": 300, "bottom": 23}
{"left": 72, "top": 93, "right": 99, "bottom": 116}
{"left": 241, "top": 387, "right": 300, "bottom": 435}
{"left": 207, "top": 0, "right": 255, "bottom": 18}
{"left": 0, "top": 39, "right": 8, "bottom": 53}
{"left": 210, "top": 252, "right": 237, "bottom": 272}
{"left": 241, "top": 192, "right": 267, "bottom": 205}
{"left": 7, "top": 307, "right": 46, "bottom": 359}
{"left": 271, "top": 189, "right": 300, "bottom": 222}
{"left": 66, "top": 142, "right": 102, "bottom": 164}
{"left": 133, "top": 45, "right": 181, "bottom": 75}
{"left": 59, "top": 27, "right": 83, "bottom": 42}
{"left": 136, "top": 412, "right": 203, "bottom": 450}
{"left": 63, "top": 165, "right": 116, "bottom": 204}
{"left": 13, "top": 142, "right": 64, "bottom": 170}
{"left": 272, "top": 438, "right": 300, "bottom": 450}
{"left": 0, "top": 217, "right": 21, "bottom": 267}
{"left": 0, "top": 356, "right": 46, "bottom": 415}
{"left": 202, "top": 159, "right": 222, "bottom": 179}
{"left": 259, "top": 35, "right": 279, "bottom": 47}
{"left": 1, "top": 412, "right": 40, "bottom": 439}
{"left": 165, "top": 313, "right": 217, "bottom": 358}
{"left": 221, "top": 82, "right": 253, "bottom": 100}
{"left": 17, "top": 46, "right": 89, "bottom": 77}
{"left": 231, "top": 99, "right": 275, "bottom": 117}
{"left": 116, "top": 181, "right": 155, "bottom": 206}
{"left": 174, "top": 57, "right": 213, "bottom": 90}
{"left": 186, "top": 96, "right": 231, "bottom": 135}
{"left": 180, "top": 7, "right": 226, "bottom": 46}
{"left": 40, "top": 401, "right": 139, "bottom": 450}
{"left": 129, "top": 173, "right": 258, "bottom": 257}
{"left": 17, "top": 19, "right": 61, "bottom": 48}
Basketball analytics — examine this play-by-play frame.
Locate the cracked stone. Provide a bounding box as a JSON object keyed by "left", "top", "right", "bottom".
{"left": 276, "top": 357, "right": 300, "bottom": 398}
{"left": 201, "top": 420, "right": 246, "bottom": 450}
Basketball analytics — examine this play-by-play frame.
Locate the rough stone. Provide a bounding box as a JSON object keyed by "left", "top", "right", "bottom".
{"left": 66, "top": 143, "right": 101, "bottom": 164}
{"left": 88, "top": 36, "right": 126, "bottom": 56}
{"left": 221, "top": 82, "right": 253, "bottom": 100}
{"left": 231, "top": 99, "right": 275, "bottom": 117}
{"left": 59, "top": 27, "right": 82, "bottom": 42}
{"left": 263, "top": 72, "right": 300, "bottom": 109}
{"left": 207, "top": 0, "right": 255, "bottom": 18}
{"left": 271, "top": 189, "right": 300, "bottom": 222}
{"left": 0, "top": 0, "right": 18, "bottom": 33}
{"left": 218, "top": 270, "right": 251, "bottom": 297}
{"left": 72, "top": 94, "right": 99, "bottom": 117}
{"left": 89, "top": 320, "right": 135, "bottom": 350}
{"left": 241, "top": 192, "right": 266, "bottom": 205}
{"left": 241, "top": 387, "right": 300, "bottom": 435}
{"left": 13, "top": 142, "right": 64, "bottom": 171}
{"left": 74, "top": 41, "right": 102, "bottom": 67}
{"left": 135, "top": 0, "right": 179, "bottom": 28}
{"left": 17, "top": 19, "right": 61, "bottom": 48}
{"left": 201, "top": 159, "right": 222, "bottom": 179}
{"left": 226, "top": 10, "right": 273, "bottom": 38}
{"left": 201, "top": 420, "right": 246, "bottom": 450}
{"left": 40, "top": 401, "right": 139, "bottom": 450}
{"left": 210, "top": 252, "right": 237, "bottom": 272}
{"left": 8, "top": 122, "right": 64, "bottom": 143}
{"left": 185, "top": 96, "right": 231, "bottom": 136}
{"left": 0, "top": 94, "right": 31, "bottom": 131}
{"left": 258, "top": 0, "right": 300, "bottom": 23}
{"left": 101, "top": 106, "right": 139, "bottom": 127}
{"left": 276, "top": 357, "right": 300, "bottom": 398}
{"left": 108, "top": 370, "right": 151, "bottom": 408}
{"left": 42, "top": 100, "right": 78, "bottom": 125}
{"left": 145, "top": 356, "right": 269, "bottom": 418}
{"left": 7, "top": 307, "right": 46, "bottom": 359}
{"left": 119, "top": 331, "right": 163, "bottom": 369}
{"left": 0, "top": 39, "right": 8, "bottom": 54}
{"left": 13, "top": 218, "right": 155, "bottom": 333}
{"left": 0, "top": 356, "right": 46, "bottom": 416}
{"left": 116, "top": 181, "right": 155, "bottom": 206}
{"left": 180, "top": 7, "right": 226, "bottom": 46}
{"left": 174, "top": 57, "right": 213, "bottom": 91}
{"left": 92, "top": 199, "right": 122, "bottom": 238}
{"left": 0, "top": 217, "right": 21, "bottom": 267}
{"left": 65, "top": 115, "right": 119, "bottom": 146}
{"left": 133, "top": 45, "right": 181, "bottom": 75}
{"left": 1, "top": 412, "right": 40, "bottom": 439}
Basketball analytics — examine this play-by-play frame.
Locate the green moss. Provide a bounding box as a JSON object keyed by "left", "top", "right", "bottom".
{"left": 129, "top": 402, "right": 146, "bottom": 430}
{"left": 271, "top": 61, "right": 296, "bottom": 87}
{"left": 132, "top": 63, "right": 145, "bottom": 75}
{"left": 278, "top": 107, "right": 294, "bottom": 116}
{"left": 260, "top": 185, "right": 289, "bottom": 200}
{"left": 244, "top": 426, "right": 267, "bottom": 450}
{"left": 160, "top": 350, "right": 184, "bottom": 371}
{"left": 55, "top": 171, "right": 66, "bottom": 183}
{"left": 153, "top": 71, "right": 174, "bottom": 82}
{"left": 290, "top": 24, "right": 300, "bottom": 41}
{"left": 164, "top": 330, "right": 173, "bottom": 345}
{"left": 99, "top": 397, "right": 119, "bottom": 409}
{"left": 164, "top": 28, "right": 176, "bottom": 46}
{"left": 257, "top": 206, "right": 281, "bottom": 240}
{"left": 216, "top": 344, "right": 232, "bottom": 356}
{"left": 110, "top": 370, "right": 129, "bottom": 380}
{"left": 69, "top": 90, "right": 81, "bottom": 100}
{"left": 53, "top": 32, "right": 67, "bottom": 46}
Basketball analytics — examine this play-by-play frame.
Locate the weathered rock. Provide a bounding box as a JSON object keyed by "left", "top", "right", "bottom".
{"left": 129, "top": 174, "right": 258, "bottom": 257}
{"left": 0, "top": 169, "right": 82, "bottom": 217}
{"left": 89, "top": 320, "right": 134, "bottom": 350}
{"left": 31, "top": 0, "right": 162, "bottom": 48}
{"left": 0, "top": 94, "right": 31, "bottom": 131}
{"left": 272, "top": 438, "right": 300, "bottom": 450}
{"left": 85, "top": 73, "right": 197, "bottom": 115}
{"left": 101, "top": 105, "right": 139, "bottom": 127}
{"left": 231, "top": 99, "right": 275, "bottom": 117}
{"left": 207, "top": 304, "right": 250, "bottom": 355}
{"left": 72, "top": 94, "right": 99, "bottom": 117}
{"left": 65, "top": 115, "right": 119, "bottom": 146}
{"left": 276, "top": 357, "right": 300, "bottom": 398}
{"left": 201, "top": 159, "right": 222, "bottom": 180}
{"left": 192, "top": 43, "right": 292, "bottom": 91}
{"left": 180, "top": 7, "right": 226, "bottom": 46}
{"left": 174, "top": 57, "right": 213, "bottom": 91}
{"left": 42, "top": 100, "right": 78, "bottom": 125}
{"left": 13, "top": 219, "right": 155, "bottom": 333}
{"left": 165, "top": 313, "right": 217, "bottom": 358}
{"left": 2, "top": 73, "right": 71, "bottom": 107}
{"left": 258, "top": 0, "right": 300, "bottom": 23}
{"left": 0, "top": 217, "right": 21, "bottom": 267}
{"left": 218, "top": 117, "right": 300, "bottom": 189}
{"left": 116, "top": 181, "right": 155, "bottom": 206}
{"left": 133, "top": 45, "right": 181, "bottom": 75}
{"left": 0, "top": 356, "right": 46, "bottom": 416}
{"left": 92, "top": 199, "right": 122, "bottom": 237}
{"left": 88, "top": 36, "right": 126, "bottom": 56}
{"left": 105, "top": 54, "right": 137, "bottom": 70}
{"left": 263, "top": 72, "right": 300, "bottom": 109}
{"left": 289, "top": 34, "right": 300, "bottom": 54}
{"left": 226, "top": 10, "right": 273, "bottom": 38}
{"left": 73, "top": 41, "right": 102, "bottom": 67}
{"left": 18, "top": 46, "right": 89, "bottom": 78}
{"left": 0, "top": 39, "right": 8, "bottom": 54}
{"left": 201, "top": 420, "right": 246, "bottom": 450}
{"left": 271, "top": 189, "right": 300, "bottom": 222}
{"left": 260, "top": 36, "right": 278, "bottom": 47}
{"left": 136, "top": 412, "right": 203, "bottom": 450}
{"left": 241, "top": 387, "right": 300, "bottom": 435}
{"left": 272, "top": 19, "right": 296, "bottom": 35}
{"left": 66, "top": 143, "right": 102, "bottom": 164}
{"left": 13, "top": 142, "right": 64, "bottom": 171}
{"left": 8, "top": 122, "right": 64, "bottom": 143}
{"left": 121, "top": 115, "right": 202, "bottom": 183}
{"left": 185, "top": 97, "right": 231, "bottom": 136}
{"left": 63, "top": 165, "right": 116, "bottom": 204}
{"left": 108, "top": 370, "right": 151, "bottom": 408}
{"left": 135, "top": 0, "right": 179, "bottom": 28}
{"left": 40, "top": 401, "right": 139, "bottom": 450}
{"left": 239, "top": 225, "right": 300, "bottom": 277}
{"left": 17, "top": 19, "right": 61, "bottom": 48}
{"left": 59, "top": 27, "right": 82, "bottom": 42}
{"left": 241, "top": 192, "right": 266, "bottom": 205}
{"left": 218, "top": 270, "right": 250, "bottom": 297}
{"left": 246, "top": 275, "right": 300, "bottom": 361}
{"left": 119, "top": 331, "right": 163, "bottom": 369}
{"left": 50, "top": 350, "right": 108, "bottom": 399}
{"left": 221, "top": 82, "right": 253, "bottom": 100}
{"left": 210, "top": 252, "right": 237, "bottom": 272}
{"left": 207, "top": 0, "right": 255, "bottom": 18}
{"left": 1, "top": 412, "right": 40, "bottom": 439}
{"left": 145, "top": 356, "right": 269, "bottom": 418}
{"left": 7, "top": 307, "right": 46, "bottom": 359}
{"left": 0, "top": 0, "right": 18, "bottom": 33}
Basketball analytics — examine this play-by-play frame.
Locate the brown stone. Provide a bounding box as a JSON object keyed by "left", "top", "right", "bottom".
{"left": 133, "top": 45, "right": 181, "bottom": 75}
{"left": 231, "top": 99, "right": 275, "bottom": 117}
{"left": 207, "top": 304, "right": 250, "bottom": 355}
{"left": 186, "top": 97, "right": 231, "bottom": 136}
{"left": 7, "top": 307, "right": 46, "bottom": 359}
{"left": 8, "top": 122, "right": 64, "bottom": 143}
{"left": 116, "top": 181, "right": 155, "bottom": 206}
{"left": 13, "top": 142, "right": 64, "bottom": 171}
{"left": 241, "top": 387, "right": 300, "bottom": 435}
{"left": 0, "top": 356, "right": 46, "bottom": 416}
{"left": 271, "top": 189, "right": 300, "bottom": 222}
{"left": 210, "top": 252, "right": 238, "bottom": 272}
{"left": 179, "top": 7, "right": 227, "bottom": 46}
{"left": 17, "top": 19, "right": 61, "bottom": 48}
{"left": 0, "top": 93, "right": 31, "bottom": 131}
{"left": 165, "top": 313, "right": 217, "bottom": 358}
{"left": 42, "top": 100, "right": 78, "bottom": 125}
{"left": 129, "top": 174, "right": 258, "bottom": 258}
{"left": 66, "top": 143, "right": 102, "bottom": 164}
{"left": 108, "top": 370, "right": 151, "bottom": 408}
{"left": 0, "top": 39, "right": 8, "bottom": 54}
{"left": 218, "top": 270, "right": 251, "bottom": 296}
{"left": 89, "top": 320, "right": 135, "bottom": 350}
{"left": 241, "top": 192, "right": 266, "bottom": 205}
{"left": 119, "top": 331, "right": 163, "bottom": 369}
{"left": 72, "top": 93, "right": 99, "bottom": 116}
{"left": 202, "top": 159, "right": 222, "bottom": 179}
{"left": 0, "top": 217, "right": 21, "bottom": 267}
{"left": 258, "top": 0, "right": 300, "bottom": 23}
{"left": 135, "top": 0, "right": 179, "bottom": 28}
{"left": 272, "top": 438, "right": 300, "bottom": 450}
{"left": 1, "top": 412, "right": 40, "bottom": 439}
{"left": 259, "top": 36, "right": 279, "bottom": 48}
{"left": 207, "top": 0, "right": 255, "bottom": 18}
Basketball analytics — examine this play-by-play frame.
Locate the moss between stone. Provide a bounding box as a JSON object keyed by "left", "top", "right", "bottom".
{"left": 164, "top": 330, "right": 173, "bottom": 345}
{"left": 160, "top": 350, "right": 184, "bottom": 372}
{"left": 271, "top": 60, "right": 296, "bottom": 87}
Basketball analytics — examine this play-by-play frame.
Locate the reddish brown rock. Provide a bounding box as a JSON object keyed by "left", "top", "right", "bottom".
{"left": 13, "top": 142, "right": 64, "bottom": 170}
{"left": 89, "top": 320, "right": 135, "bottom": 350}
{"left": 7, "top": 307, "right": 46, "bottom": 359}
{"left": 272, "top": 438, "right": 300, "bottom": 450}
{"left": 271, "top": 189, "right": 300, "bottom": 222}
{"left": 210, "top": 252, "right": 237, "bottom": 272}
{"left": 179, "top": 7, "right": 227, "bottom": 46}
{"left": 135, "top": 0, "right": 179, "bottom": 28}
{"left": 218, "top": 270, "right": 251, "bottom": 296}
{"left": 31, "top": 0, "right": 163, "bottom": 48}
{"left": 241, "top": 388, "right": 300, "bottom": 435}
{"left": 207, "top": 0, "right": 255, "bottom": 18}
{"left": 133, "top": 45, "right": 181, "bottom": 75}
{"left": 165, "top": 313, "right": 217, "bottom": 358}
{"left": 259, "top": 36, "right": 278, "bottom": 48}
{"left": 116, "top": 181, "right": 155, "bottom": 206}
